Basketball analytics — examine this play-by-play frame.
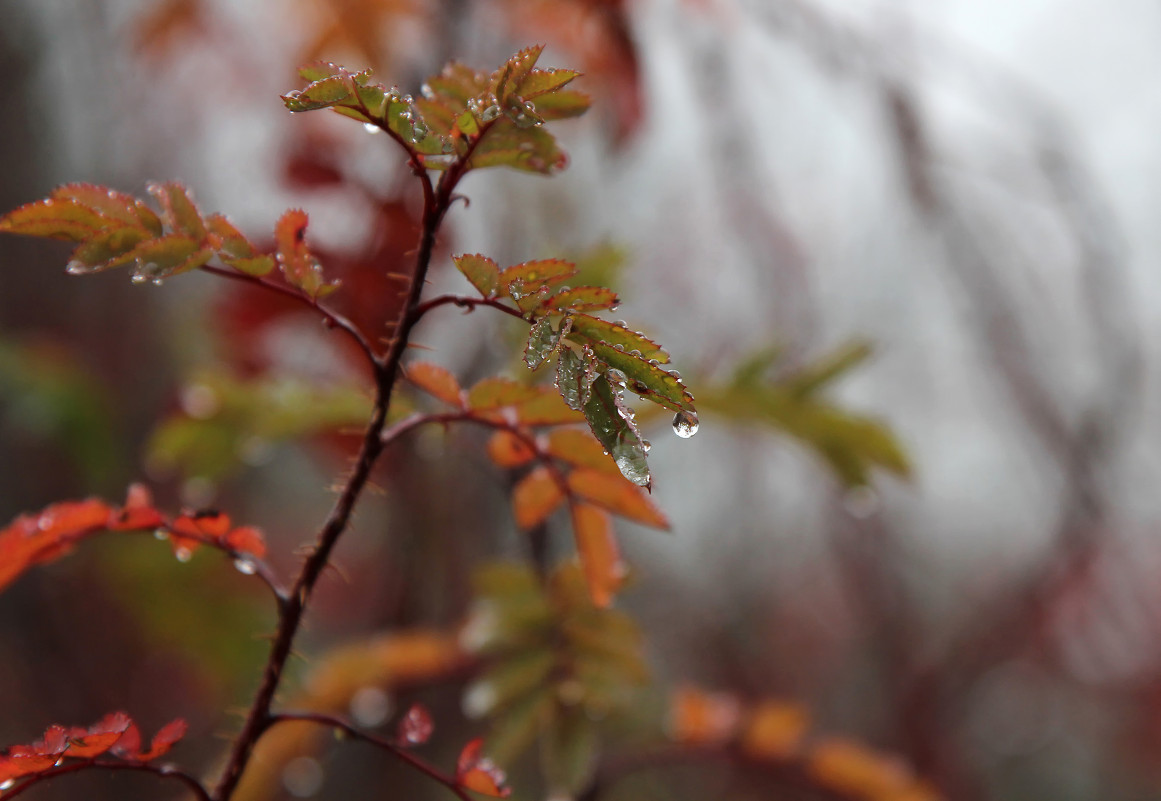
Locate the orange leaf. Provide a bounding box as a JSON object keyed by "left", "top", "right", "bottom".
{"left": 566, "top": 468, "right": 668, "bottom": 529}
{"left": 546, "top": 428, "right": 619, "bottom": 475}
{"left": 570, "top": 502, "right": 625, "bottom": 608}
{"left": 134, "top": 719, "right": 188, "bottom": 761}
{"left": 109, "top": 483, "right": 166, "bottom": 531}
{"left": 667, "top": 686, "right": 741, "bottom": 746}
{"left": 486, "top": 430, "right": 536, "bottom": 468}
{"left": 407, "top": 361, "right": 464, "bottom": 407}
{"left": 807, "top": 738, "right": 928, "bottom": 801}
{"left": 740, "top": 700, "right": 810, "bottom": 761}
{"left": 512, "top": 467, "right": 565, "bottom": 528}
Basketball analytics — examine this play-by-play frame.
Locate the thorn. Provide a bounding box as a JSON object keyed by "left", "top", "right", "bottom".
{"left": 407, "top": 342, "right": 435, "bottom": 350}
{"left": 385, "top": 272, "right": 412, "bottom": 283}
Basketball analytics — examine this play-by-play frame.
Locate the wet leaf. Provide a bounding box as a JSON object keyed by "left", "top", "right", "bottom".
{"left": 453, "top": 253, "right": 502, "bottom": 298}
{"left": 568, "top": 469, "right": 668, "bottom": 529}
{"left": 524, "top": 316, "right": 571, "bottom": 369}
{"left": 146, "top": 181, "right": 206, "bottom": 239}
{"left": 406, "top": 361, "right": 463, "bottom": 407}
{"left": 542, "top": 706, "right": 598, "bottom": 794}
{"left": 275, "top": 209, "right": 334, "bottom": 297}
{"left": 539, "top": 286, "right": 619, "bottom": 315}
{"left": 581, "top": 374, "right": 650, "bottom": 488}
{"left": 590, "top": 343, "right": 694, "bottom": 414}
{"left": 396, "top": 703, "right": 434, "bottom": 746}
{"left": 500, "top": 258, "right": 578, "bottom": 300}
{"left": 568, "top": 314, "right": 669, "bottom": 363}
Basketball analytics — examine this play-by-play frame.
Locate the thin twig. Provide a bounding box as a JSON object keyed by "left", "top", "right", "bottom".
{"left": 268, "top": 712, "right": 472, "bottom": 801}
{"left": 1, "top": 760, "right": 212, "bottom": 801}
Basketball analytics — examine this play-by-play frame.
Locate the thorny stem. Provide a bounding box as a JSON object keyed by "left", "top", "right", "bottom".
{"left": 2, "top": 760, "right": 213, "bottom": 801}
{"left": 409, "top": 293, "right": 528, "bottom": 327}
{"left": 210, "top": 145, "right": 470, "bottom": 801}
{"left": 201, "top": 264, "right": 378, "bottom": 370}
{"left": 268, "top": 712, "right": 472, "bottom": 801}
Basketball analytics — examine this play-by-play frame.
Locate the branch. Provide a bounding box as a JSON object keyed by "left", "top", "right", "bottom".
{"left": 268, "top": 712, "right": 472, "bottom": 801}
{"left": 211, "top": 126, "right": 481, "bottom": 801}
{"left": 201, "top": 264, "right": 378, "bottom": 370}
{"left": 1, "top": 760, "right": 212, "bottom": 801}
{"left": 409, "top": 293, "right": 527, "bottom": 327}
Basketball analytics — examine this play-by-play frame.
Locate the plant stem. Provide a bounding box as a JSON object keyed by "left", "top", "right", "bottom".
{"left": 210, "top": 164, "right": 458, "bottom": 801}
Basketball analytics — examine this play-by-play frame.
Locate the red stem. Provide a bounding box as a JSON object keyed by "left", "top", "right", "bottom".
{"left": 2, "top": 760, "right": 212, "bottom": 801}
{"left": 268, "top": 712, "right": 472, "bottom": 801}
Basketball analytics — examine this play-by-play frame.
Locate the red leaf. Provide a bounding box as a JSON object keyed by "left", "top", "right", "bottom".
{"left": 275, "top": 209, "right": 331, "bottom": 297}
{"left": 396, "top": 703, "right": 434, "bottom": 746}
{"left": 134, "top": 719, "right": 188, "bottom": 762}
{"left": 456, "top": 739, "right": 510, "bottom": 798}
{"left": 224, "top": 525, "right": 266, "bottom": 558}
{"left": 108, "top": 483, "right": 165, "bottom": 531}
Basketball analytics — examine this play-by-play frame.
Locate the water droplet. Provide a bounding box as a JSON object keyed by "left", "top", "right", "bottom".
{"left": 233, "top": 557, "right": 257, "bottom": 575}
{"left": 151, "top": 277, "right": 165, "bottom": 286}
{"left": 154, "top": 528, "right": 168, "bottom": 540}
{"left": 420, "top": 83, "right": 434, "bottom": 99}
{"left": 613, "top": 343, "right": 625, "bottom": 352}
{"left": 282, "top": 756, "right": 324, "bottom": 798}
{"left": 641, "top": 439, "right": 652, "bottom": 453}
{"left": 181, "top": 383, "right": 220, "bottom": 420}
{"left": 130, "top": 273, "right": 148, "bottom": 284}
{"left": 66, "top": 261, "right": 88, "bottom": 275}
{"left": 606, "top": 368, "right": 627, "bottom": 385}
{"left": 672, "top": 410, "right": 699, "bottom": 438}
{"left": 480, "top": 104, "right": 501, "bottom": 122}
{"left": 1, "top": 778, "right": 15, "bottom": 790}
{"left": 349, "top": 686, "right": 392, "bottom": 728}
{"left": 174, "top": 546, "right": 193, "bottom": 563}
{"left": 363, "top": 122, "right": 380, "bottom": 134}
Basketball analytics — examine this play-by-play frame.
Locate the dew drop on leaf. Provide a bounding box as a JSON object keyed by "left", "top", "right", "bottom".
{"left": 672, "top": 410, "right": 699, "bottom": 439}
{"left": 1, "top": 778, "right": 15, "bottom": 790}
{"left": 174, "top": 546, "right": 193, "bottom": 563}
{"left": 363, "top": 122, "right": 380, "bottom": 134}
{"left": 66, "top": 262, "right": 88, "bottom": 275}
{"left": 233, "top": 557, "right": 257, "bottom": 575}
{"left": 130, "top": 273, "right": 148, "bottom": 285}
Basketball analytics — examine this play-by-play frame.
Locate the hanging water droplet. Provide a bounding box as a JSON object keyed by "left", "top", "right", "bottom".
{"left": 66, "top": 261, "right": 88, "bottom": 275}
{"left": 363, "top": 122, "right": 380, "bottom": 134}
{"left": 606, "top": 368, "right": 627, "bottom": 385}
{"left": 233, "top": 557, "right": 257, "bottom": 575}
{"left": 1, "top": 778, "right": 15, "bottom": 790}
{"left": 130, "top": 273, "right": 148, "bottom": 284}
{"left": 641, "top": 439, "right": 652, "bottom": 453}
{"left": 480, "top": 104, "right": 501, "bottom": 122}
{"left": 151, "top": 277, "right": 165, "bottom": 286}
{"left": 672, "top": 410, "right": 699, "bottom": 438}
{"left": 174, "top": 546, "right": 193, "bottom": 563}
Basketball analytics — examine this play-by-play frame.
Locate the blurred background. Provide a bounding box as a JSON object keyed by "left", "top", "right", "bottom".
{"left": 2, "top": 1, "right": 1160, "bottom": 800}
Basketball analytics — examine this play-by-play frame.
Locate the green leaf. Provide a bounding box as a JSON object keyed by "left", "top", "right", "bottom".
{"left": 464, "top": 650, "right": 555, "bottom": 719}
{"left": 282, "top": 75, "right": 355, "bottom": 111}
{"left": 206, "top": 213, "right": 256, "bottom": 259}
{"left": 68, "top": 226, "right": 153, "bottom": 272}
{"left": 542, "top": 707, "right": 598, "bottom": 795}
{"left": 568, "top": 314, "right": 669, "bottom": 363}
{"left": 147, "top": 182, "right": 206, "bottom": 239}
{"left": 555, "top": 347, "right": 592, "bottom": 411}
{"left": 127, "top": 234, "right": 212, "bottom": 282}
{"left": 524, "top": 316, "right": 568, "bottom": 369}
{"left": 539, "top": 286, "right": 619, "bottom": 315}
{"left": 55, "top": 183, "right": 163, "bottom": 235}
{"left": 529, "top": 89, "right": 592, "bottom": 121}
{"left": 582, "top": 374, "right": 650, "bottom": 488}
{"left": 493, "top": 45, "right": 543, "bottom": 105}
{"left": 589, "top": 344, "right": 694, "bottom": 414}
{"left": 0, "top": 197, "right": 111, "bottom": 242}
{"left": 784, "top": 340, "right": 873, "bottom": 398}
{"left": 453, "top": 253, "right": 501, "bottom": 298}
{"left": 516, "top": 68, "right": 581, "bottom": 99}
{"left": 485, "top": 688, "right": 554, "bottom": 766}
{"left": 468, "top": 120, "right": 567, "bottom": 174}
{"left": 222, "top": 255, "right": 275, "bottom": 277}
